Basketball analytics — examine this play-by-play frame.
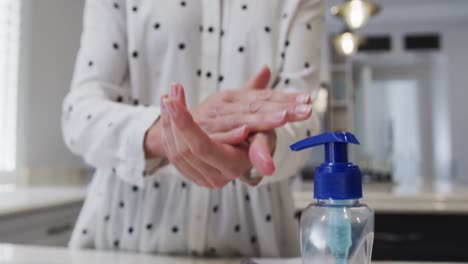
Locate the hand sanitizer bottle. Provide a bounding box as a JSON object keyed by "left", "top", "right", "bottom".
{"left": 290, "top": 132, "right": 374, "bottom": 264}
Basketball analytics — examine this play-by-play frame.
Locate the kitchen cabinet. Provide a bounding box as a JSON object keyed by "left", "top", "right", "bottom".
{"left": 0, "top": 202, "right": 82, "bottom": 247}
{"left": 373, "top": 213, "right": 468, "bottom": 262}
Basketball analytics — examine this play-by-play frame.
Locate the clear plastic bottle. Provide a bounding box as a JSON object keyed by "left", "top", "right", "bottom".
{"left": 300, "top": 199, "right": 374, "bottom": 264}
{"left": 290, "top": 132, "right": 375, "bottom": 264}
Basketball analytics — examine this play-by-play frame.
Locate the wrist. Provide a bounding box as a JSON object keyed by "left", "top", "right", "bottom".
{"left": 144, "top": 118, "right": 166, "bottom": 159}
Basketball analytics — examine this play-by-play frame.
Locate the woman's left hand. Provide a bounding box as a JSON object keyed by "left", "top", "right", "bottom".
{"left": 160, "top": 84, "right": 254, "bottom": 188}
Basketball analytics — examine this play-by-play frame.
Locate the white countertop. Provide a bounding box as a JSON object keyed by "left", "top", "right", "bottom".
{"left": 292, "top": 180, "right": 468, "bottom": 213}
{"left": 0, "top": 244, "right": 462, "bottom": 264}
{"left": 0, "top": 185, "right": 86, "bottom": 217}
{"left": 1, "top": 179, "right": 468, "bottom": 218}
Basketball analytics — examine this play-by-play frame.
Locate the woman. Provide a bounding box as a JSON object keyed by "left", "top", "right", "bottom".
{"left": 63, "top": 0, "right": 324, "bottom": 258}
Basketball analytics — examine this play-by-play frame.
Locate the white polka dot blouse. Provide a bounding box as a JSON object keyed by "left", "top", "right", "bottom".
{"left": 62, "top": 0, "right": 324, "bottom": 258}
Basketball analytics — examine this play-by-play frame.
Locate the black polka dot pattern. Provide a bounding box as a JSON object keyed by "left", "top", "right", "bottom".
{"left": 242, "top": 4, "right": 248, "bottom": 10}
{"left": 146, "top": 223, "right": 153, "bottom": 230}
{"left": 172, "top": 226, "right": 179, "bottom": 233}
{"left": 153, "top": 181, "right": 160, "bottom": 188}
{"left": 132, "top": 185, "right": 138, "bottom": 192}
{"left": 208, "top": 26, "right": 214, "bottom": 33}
{"left": 245, "top": 194, "right": 250, "bottom": 202}
{"left": 116, "top": 95, "right": 123, "bottom": 102}
{"left": 119, "top": 201, "right": 124, "bottom": 208}
{"left": 264, "top": 26, "right": 270, "bottom": 33}
{"left": 104, "top": 215, "right": 110, "bottom": 222}
{"left": 281, "top": 52, "right": 285, "bottom": 59}
{"left": 82, "top": 229, "right": 87, "bottom": 235}
{"left": 238, "top": 46, "right": 244, "bottom": 53}
{"left": 266, "top": 214, "right": 272, "bottom": 222}
{"left": 212, "top": 205, "right": 218, "bottom": 213}
{"left": 112, "top": 167, "right": 116, "bottom": 174}
{"left": 86, "top": 114, "right": 92, "bottom": 120}
{"left": 128, "top": 227, "right": 134, "bottom": 234}
{"left": 113, "top": 240, "right": 120, "bottom": 248}
{"left": 285, "top": 79, "right": 290, "bottom": 85}
{"left": 154, "top": 23, "right": 160, "bottom": 30}
{"left": 132, "top": 6, "right": 138, "bottom": 12}
{"left": 133, "top": 99, "right": 139, "bottom": 105}
{"left": 180, "top": 1, "right": 186, "bottom": 7}
{"left": 113, "top": 2, "right": 119, "bottom": 9}
{"left": 179, "top": 43, "right": 186, "bottom": 50}
{"left": 113, "top": 42, "right": 119, "bottom": 50}
{"left": 199, "top": 25, "right": 203, "bottom": 32}
{"left": 206, "top": 71, "right": 212, "bottom": 78}
{"left": 250, "top": 236, "right": 257, "bottom": 244}
{"left": 88, "top": 61, "right": 93, "bottom": 67}
{"left": 305, "top": 62, "right": 310, "bottom": 68}
{"left": 285, "top": 40, "right": 290, "bottom": 47}
{"left": 220, "top": 30, "right": 225, "bottom": 37}
{"left": 218, "top": 75, "right": 224, "bottom": 83}
{"left": 132, "top": 51, "right": 139, "bottom": 58}
{"left": 197, "top": 69, "right": 202, "bottom": 77}
{"left": 306, "top": 23, "right": 312, "bottom": 30}
{"left": 234, "top": 224, "right": 241, "bottom": 232}
{"left": 181, "top": 181, "right": 187, "bottom": 188}
{"left": 295, "top": 210, "right": 302, "bottom": 220}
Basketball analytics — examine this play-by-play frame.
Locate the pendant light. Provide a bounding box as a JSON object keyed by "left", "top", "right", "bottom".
{"left": 332, "top": 30, "right": 364, "bottom": 56}
{"left": 331, "top": 0, "right": 380, "bottom": 30}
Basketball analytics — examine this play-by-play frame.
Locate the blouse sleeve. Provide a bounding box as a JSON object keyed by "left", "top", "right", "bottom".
{"left": 259, "top": 0, "right": 325, "bottom": 185}
{"left": 62, "top": 0, "right": 161, "bottom": 188}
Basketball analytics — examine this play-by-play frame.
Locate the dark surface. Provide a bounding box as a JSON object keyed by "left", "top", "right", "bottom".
{"left": 404, "top": 34, "right": 441, "bottom": 50}
{"left": 373, "top": 213, "right": 468, "bottom": 262}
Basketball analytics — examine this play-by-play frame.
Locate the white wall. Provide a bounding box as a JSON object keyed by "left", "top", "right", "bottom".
{"left": 328, "top": 21, "right": 468, "bottom": 183}
{"left": 17, "top": 0, "right": 87, "bottom": 184}
{"left": 444, "top": 29, "right": 468, "bottom": 183}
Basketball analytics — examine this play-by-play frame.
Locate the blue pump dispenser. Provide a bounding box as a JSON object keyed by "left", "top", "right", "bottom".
{"left": 291, "top": 132, "right": 374, "bottom": 264}
{"left": 290, "top": 132, "right": 362, "bottom": 200}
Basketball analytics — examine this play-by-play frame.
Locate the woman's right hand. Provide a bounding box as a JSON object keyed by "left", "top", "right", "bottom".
{"left": 191, "top": 66, "right": 312, "bottom": 142}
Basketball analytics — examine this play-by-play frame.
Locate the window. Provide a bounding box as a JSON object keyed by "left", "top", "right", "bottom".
{"left": 0, "top": 0, "right": 21, "bottom": 176}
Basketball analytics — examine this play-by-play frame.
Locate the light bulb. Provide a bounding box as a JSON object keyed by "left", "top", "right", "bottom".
{"left": 333, "top": 31, "right": 362, "bottom": 56}
{"left": 346, "top": 0, "right": 369, "bottom": 29}
{"left": 331, "top": 0, "right": 380, "bottom": 30}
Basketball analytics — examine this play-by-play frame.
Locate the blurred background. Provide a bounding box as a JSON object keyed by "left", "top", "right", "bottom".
{"left": 0, "top": 0, "right": 467, "bottom": 262}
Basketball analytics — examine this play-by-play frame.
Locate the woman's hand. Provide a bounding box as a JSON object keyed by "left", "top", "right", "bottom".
{"left": 159, "top": 84, "right": 253, "bottom": 188}
{"left": 191, "top": 67, "right": 312, "bottom": 136}
{"left": 144, "top": 66, "right": 312, "bottom": 159}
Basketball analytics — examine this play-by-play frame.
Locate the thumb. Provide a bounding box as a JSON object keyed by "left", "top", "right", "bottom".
{"left": 248, "top": 133, "right": 275, "bottom": 175}
{"left": 244, "top": 65, "right": 271, "bottom": 90}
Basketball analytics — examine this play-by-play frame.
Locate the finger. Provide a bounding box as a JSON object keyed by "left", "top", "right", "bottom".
{"left": 203, "top": 110, "right": 287, "bottom": 133}
{"left": 224, "top": 89, "right": 311, "bottom": 104}
{"left": 167, "top": 99, "right": 249, "bottom": 179}
{"left": 161, "top": 96, "right": 209, "bottom": 187}
{"left": 209, "top": 125, "right": 250, "bottom": 145}
{"left": 213, "top": 101, "right": 312, "bottom": 120}
{"left": 173, "top": 83, "right": 187, "bottom": 107}
{"left": 243, "top": 65, "right": 271, "bottom": 90}
{"left": 169, "top": 119, "right": 230, "bottom": 188}
{"left": 249, "top": 133, "right": 276, "bottom": 175}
